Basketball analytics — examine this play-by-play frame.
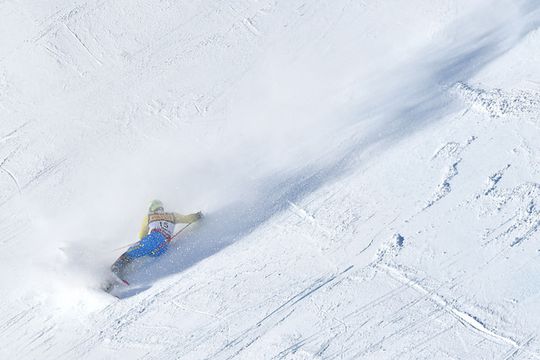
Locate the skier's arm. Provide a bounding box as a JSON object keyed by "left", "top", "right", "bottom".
{"left": 173, "top": 212, "right": 202, "bottom": 224}
{"left": 138, "top": 215, "right": 149, "bottom": 239}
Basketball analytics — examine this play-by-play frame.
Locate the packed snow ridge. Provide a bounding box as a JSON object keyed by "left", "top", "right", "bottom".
{"left": 1, "top": 0, "right": 540, "bottom": 359}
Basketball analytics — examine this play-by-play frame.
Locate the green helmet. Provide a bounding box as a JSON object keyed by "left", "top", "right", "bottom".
{"left": 149, "top": 199, "right": 164, "bottom": 213}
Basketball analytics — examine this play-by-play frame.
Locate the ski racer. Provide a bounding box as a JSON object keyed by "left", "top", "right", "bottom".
{"left": 111, "top": 200, "right": 202, "bottom": 278}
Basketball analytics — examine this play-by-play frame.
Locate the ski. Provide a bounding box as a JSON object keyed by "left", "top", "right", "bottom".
{"left": 102, "top": 271, "right": 130, "bottom": 296}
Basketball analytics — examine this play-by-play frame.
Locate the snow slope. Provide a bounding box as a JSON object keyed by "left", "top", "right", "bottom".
{"left": 1, "top": 0, "right": 540, "bottom": 359}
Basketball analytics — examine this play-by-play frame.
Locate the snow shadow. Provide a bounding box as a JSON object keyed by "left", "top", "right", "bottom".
{"left": 114, "top": 163, "right": 338, "bottom": 298}
{"left": 114, "top": 3, "right": 540, "bottom": 299}
{"left": 345, "top": 1, "right": 540, "bottom": 149}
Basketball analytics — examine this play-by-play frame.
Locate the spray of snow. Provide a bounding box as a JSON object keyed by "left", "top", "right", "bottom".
{"left": 1, "top": 0, "right": 539, "bottom": 316}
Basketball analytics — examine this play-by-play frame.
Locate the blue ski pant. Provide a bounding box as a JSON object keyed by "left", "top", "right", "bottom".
{"left": 126, "top": 231, "right": 169, "bottom": 258}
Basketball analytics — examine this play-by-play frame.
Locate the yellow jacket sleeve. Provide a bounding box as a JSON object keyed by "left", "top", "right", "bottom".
{"left": 138, "top": 215, "right": 149, "bottom": 239}
{"left": 173, "top": 212, "right": 201, "bottom": 224}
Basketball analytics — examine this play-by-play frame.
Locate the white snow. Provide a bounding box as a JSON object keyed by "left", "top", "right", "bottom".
{"left": 1, "top": 0, "right": 540, "bottom": 359}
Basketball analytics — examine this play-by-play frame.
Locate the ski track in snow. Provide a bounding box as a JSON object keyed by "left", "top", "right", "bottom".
{"left": 378, "top": 263, "right": 540, "bottom": 360}
{"left": 378, "top": 264, "right": 517, "bottom": 347}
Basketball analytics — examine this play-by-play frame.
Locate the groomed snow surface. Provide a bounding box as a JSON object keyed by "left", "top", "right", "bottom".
{"left": 2, "top": 1, "right": 540, "bottom": 359}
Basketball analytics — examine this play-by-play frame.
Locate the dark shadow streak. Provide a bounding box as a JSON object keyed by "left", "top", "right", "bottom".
{"left": 116, "top": 6, "right": 540, "bottom": 299}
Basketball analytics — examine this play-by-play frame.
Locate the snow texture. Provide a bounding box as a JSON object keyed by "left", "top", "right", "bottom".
{"left": 1, "top": 0, "right": 540, "bottom": 359}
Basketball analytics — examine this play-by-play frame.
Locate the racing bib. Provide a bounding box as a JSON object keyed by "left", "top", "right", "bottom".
{"left": 148, "top": 213, "right": 175, "bottom": 238}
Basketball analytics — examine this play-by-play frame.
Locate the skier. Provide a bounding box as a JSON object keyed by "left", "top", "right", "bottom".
{"left": 110, "top": 200, "right": 202, "bottom": 280}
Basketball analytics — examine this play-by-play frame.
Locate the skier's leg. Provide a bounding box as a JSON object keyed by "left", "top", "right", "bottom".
{"left": 125, "top": 232, "right": 167, "bottom": 258}
{"left": 110, "top": 232, "right": 167, "bottom": 281}
{"left": 111, "top": 253, "right": 133, "bottom": 278}
{"left": 148, "top": 240, "right": 168, "bottom": 257}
